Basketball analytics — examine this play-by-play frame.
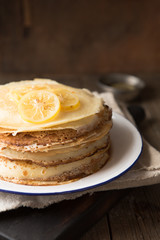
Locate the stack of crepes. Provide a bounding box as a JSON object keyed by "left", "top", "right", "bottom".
{"left": 0, "top": 79, "right": 112, "bottom": 185}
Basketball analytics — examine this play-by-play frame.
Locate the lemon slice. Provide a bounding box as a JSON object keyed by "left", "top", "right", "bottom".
{"left": 52, "top": 88, "right": 80, "bottom": 111}
{"left": 8, "top": 91, "right": 21, "bottom": 103}
{"left": 9, "top": 85, "right": 53, "bottom": 104}
{"left": 9, "top": 86, "right": 36, "bottom": 104}
{"left": 18, "top": 90, "right": 60, "bottom": 123}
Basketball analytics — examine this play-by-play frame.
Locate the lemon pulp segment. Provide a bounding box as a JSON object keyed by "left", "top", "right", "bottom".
{"left": 18, "top": 90, "right": 60, "bottom": 123}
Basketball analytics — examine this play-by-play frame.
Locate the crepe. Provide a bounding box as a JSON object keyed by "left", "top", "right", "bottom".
{"left": 0, "top": 79, "right": 112, "bottom": 185}
{"left": 0, "top": 79, "right": 103, "bottom": 132}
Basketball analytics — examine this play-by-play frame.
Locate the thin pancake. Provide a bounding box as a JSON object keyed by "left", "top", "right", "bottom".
{"left": 0, "top": 135, "right": 110, "bottom": 166}
{"left": 0, "top": 148, "right": 110, "bottom": 185}
{"left": 0, "top": 79, "right": 113, "bottom": 186}
{"left": 0, "top": 108, "right": 112, "bottom": 152}
{"left": 0, "top": 80, "right": 104, "bottom": 131}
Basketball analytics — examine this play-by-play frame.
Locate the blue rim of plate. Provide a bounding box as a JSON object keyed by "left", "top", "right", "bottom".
{"left": 0, "top": 113, "right": 143, "bottom": 196}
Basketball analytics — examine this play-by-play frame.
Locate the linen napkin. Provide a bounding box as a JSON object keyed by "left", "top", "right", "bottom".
{"left": 0, "top": 92, "right": 159, "bottom": 212}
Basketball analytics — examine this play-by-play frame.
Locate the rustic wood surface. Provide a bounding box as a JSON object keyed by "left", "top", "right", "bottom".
{"left": 0, "top": 74, "right": 159, "bottom": 240}
{"left": 1, "top": 0, "right": 160, "bottom": 74}
{"left": 82, "top": 185, "right": 160, "bottom": 240}
{"left": 82, "top": 75, "right": 160, "bottom": 240}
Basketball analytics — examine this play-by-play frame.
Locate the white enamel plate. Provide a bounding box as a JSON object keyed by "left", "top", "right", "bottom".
{"left": 0, "top": 112, "right": 142, "bottom": 195}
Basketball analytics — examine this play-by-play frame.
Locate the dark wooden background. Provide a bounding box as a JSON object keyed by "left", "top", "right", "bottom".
{"left": 1, "top": 0, "right": 160, "bottom": 75}
{"left": 0, "top": 2, "right": 160, "bottom": 239}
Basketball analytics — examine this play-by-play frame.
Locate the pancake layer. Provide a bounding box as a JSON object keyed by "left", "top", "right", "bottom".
{"left": 0, "top": 146, "right": 110, "bottom": 185}
{"left": 0, "top": 79, "right": 112, "bottom": 185}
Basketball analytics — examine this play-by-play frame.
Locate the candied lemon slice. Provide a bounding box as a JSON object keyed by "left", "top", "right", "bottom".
{"left": 18, "top": 90, "right": 60, "bottom": 123}
{"left": 9, "top": 85, "right": 53, "bottom": 104}
{"left": 52, "top": 88, "right": 80, "bottom": 111}
{"left": 8, "top": 86, "right": 32, "bottom": 103}
{"left": 8, "top": 91, "right": 21, "bottom": 103}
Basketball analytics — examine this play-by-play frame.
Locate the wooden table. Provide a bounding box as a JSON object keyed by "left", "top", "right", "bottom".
{"left": 0, "top": 74, "right": 159, "bottom": 240}
{"left": 81, "top": 75, "right": 160, "bottom": 240}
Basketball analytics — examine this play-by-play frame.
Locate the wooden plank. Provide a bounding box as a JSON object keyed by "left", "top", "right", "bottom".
{"left": 107, "top": 75, "right": 160, "bottom": 240}
{"left": 0, "top": 190, "right": 127, "bottom": 240}
{"left": 2, "top": 1, "right": 160, "bottom": 74}
{"left": 81, "top": 217, "right": 111, "bottom": 240}
{"left": 108, "top": 185, "right": 160, "bottom": 240}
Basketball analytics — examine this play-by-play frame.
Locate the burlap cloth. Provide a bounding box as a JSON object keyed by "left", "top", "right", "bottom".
{"left": 0, "top": 93, "right": 159, "bottom": 212}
